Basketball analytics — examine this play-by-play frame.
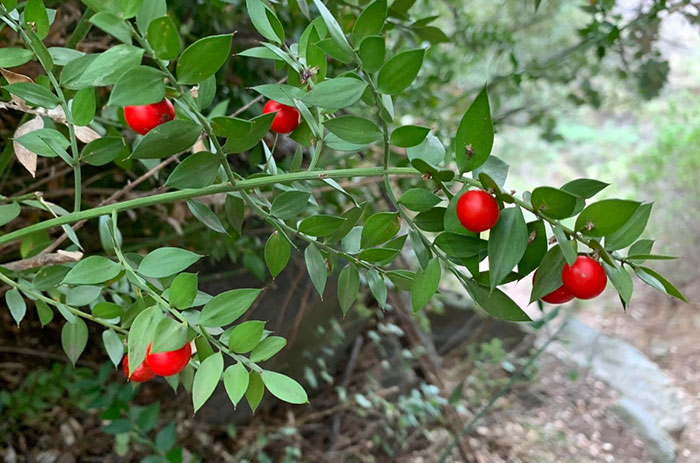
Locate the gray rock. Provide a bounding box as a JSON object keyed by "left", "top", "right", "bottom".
{"left": 542, "top": 318, "right": 687, "bottom": 463}
{"left": 613, "top": 397, "right": 677, "bottom": 463}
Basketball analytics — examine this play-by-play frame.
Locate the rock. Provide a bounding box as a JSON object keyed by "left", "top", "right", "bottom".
{"left": 613, "top": 398, "right": 677, "bottom": 463}
{"left": 542, "top": 318, "right": 687, "bottom": 463}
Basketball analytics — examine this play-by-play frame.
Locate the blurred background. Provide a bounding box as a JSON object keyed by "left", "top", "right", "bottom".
{"left": 1, "top": 0, "right": 699, "bottom": 462}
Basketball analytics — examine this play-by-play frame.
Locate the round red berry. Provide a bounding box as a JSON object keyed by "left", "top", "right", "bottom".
{"left": 262, "top": 100, "right": 300, "bottom": 134}
{"left": 456, "top": 190, "right": 500, "bottom": 233}
{"left": 124, "top": 99, "right": 176, "bottom": 135}
{"left": 561, "top": 255, "right": 607, "bottom": 299}
{"left": 122, "top": 355, "right": 156, "bottom": 382}
{"left": 145, "top": 342, "right": 192, "bottom": 377}
{"left": 533, "top": 271, "right": 574, "bottom": 304}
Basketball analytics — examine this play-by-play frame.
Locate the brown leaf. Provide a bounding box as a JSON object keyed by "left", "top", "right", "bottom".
{"left": 0, "top": 68, "right": 33, "bottom": 106}
{"left": 13, "top": 117, "right": 43, "bottom": 177}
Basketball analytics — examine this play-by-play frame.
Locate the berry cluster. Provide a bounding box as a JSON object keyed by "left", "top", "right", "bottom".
{"left": 122, "top": 342, "right": 192, "bottom": 383}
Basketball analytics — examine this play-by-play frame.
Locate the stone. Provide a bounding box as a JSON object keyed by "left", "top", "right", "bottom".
{"left": 542, "top": 318, "right": 687, "bottom": 463}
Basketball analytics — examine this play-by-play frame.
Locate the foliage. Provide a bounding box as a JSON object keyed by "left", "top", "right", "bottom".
{"left": 0, "top": 0, "right": 689, "bottom": 418}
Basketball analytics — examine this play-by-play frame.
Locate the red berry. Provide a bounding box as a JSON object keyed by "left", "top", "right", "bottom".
{"left": 532, "top": 271, "right": 574, "bottom": 304}
{"left": 456, "top": 190, "right": 499, "bottom": 233}
{"left": 561, "top": 255, "right": 607, "bottom": 299}
{"left": 124, "top": 99, "right": 176, "bottom": 135}
{"left": 145, "top": 342, "right": 192, "bottom": 377}
{"left": 122, "top": 355, "right": 156, "bottom": 382}
{"left": 262, "top": 100, "right": 300, "bottom": 134}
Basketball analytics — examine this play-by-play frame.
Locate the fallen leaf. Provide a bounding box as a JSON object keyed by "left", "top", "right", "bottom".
{"left": 13, "top": 117, "right": 43, "bottom": 177}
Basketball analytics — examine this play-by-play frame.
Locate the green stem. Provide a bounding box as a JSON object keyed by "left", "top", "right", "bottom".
{"left": 0, "top": 167, "right": 421, "bottom": 247}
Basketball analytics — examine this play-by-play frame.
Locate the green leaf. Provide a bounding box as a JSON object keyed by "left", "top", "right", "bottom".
{"left": 264, "top": 232, "right": 291, "bottom": 279}
{"left": 552, "top": 224, "right": 577, "bottom": 266}
{"left": 270, "top": 190, "right": 311, "bottom": 220}
{"left": 249, "top": 336, "right": 286, "bottom": 362}
{"left": 199, "top": 288, "right": 263, "bottom": 327}
{"left": 305, "top": 244, "right": 327, "bottom": 298}
{"left": 229, "top": 320, "right": 265, "bottom": 354}
{"left": 25, "top": 0, "right": 49, "bottom": 39}
{"left": 4, "top": 83, "right": 60, "bottom": 108}
{"left": 575, "top": 199, "right": 641, "bottom": 237}
{"left": 193, "top": 352, "right": 223, "bottom": 413}
{"left": 530, "top": 246, "right": 566, "bottom": 303}
{"left": 390, "top": 125, "right": 430, "bottom": 148}
{"left": 151, "top": 318, "right": 188, "bottom": 353}
{"left": 324, "top": 116, "right": 380, "bottom": 144}
{"left": 487, "top": 207, "right": 528, "bottom": 290}
{"left": 136, "top": 0, "right": 166, "bottom": 32}
{"left": 377, "top": 48, "right": 425, "bottom": 95}
{"left": 338, "top": 264, "right": 360, "bottom": 315}
{"left": 634, "top": 267, "right": 687, "bottom": 302}
{"left": 224, "top": 113, "right": 275, "bottom": 153}
{"left": 455, "top": 87, "right": 494, "bottom": 172}
{"left": 65, "top": 286, "right": 102, "bottom": 307}
{"left": 245, "top": 371, "right": 264, "bottom": 412}
{"left": 15, "top": 128, "right": 70, "bottom": 161}
{"left": 0, "top": 202, "right": 21, "bottom": 227}
{"left": 302, "top": 78, "right": 367, "bottom": 110}
{"left": 108, "top": 65, "right": 165, "bottom": 106}
{"left": 251, "top": 84, "right": 304, "bottom": 106}
{"left": 223, "top": 363, "right": 249, "bottom": 407}
{"left": 176, "top": 34, "right": 232, "bottom": 85}
{"left": 472, "top": 155, "right": 509, "bottom": 189}
{"left": 399, "top": 188, "right": 441, "bottom": 212}
{"left": 6, "top": 288, "right": 26, "bottom": 325}
{"left": 60, "top": 45, "right": 144, "bottom": 89}
{"left": 353, "top": 0, "right": 387, "bottom": 40}
{"left": 35, "top": 300, "right": 53, "bottom": 327}
{"left": 137, "top": 247, "right": 202, "bottom": 278}
{"left": 628, "top": 239, "right": 654, "bottom": 261}
{"left": 315, "top": 38, "right": 353, "bottom": 63}
{"left": 131, "top": 120, "right": 201, "bottom": 159}
{"left": 261, "top": 370, "right": 308, "bottom": 404}
{"left": 155, "top": 422, "right": 176, "bottom": 453}
{"left": 71, "top": 87, "right": 96, "bottom": 126}
{"left": 147, "top": 15, "right": 181, "bottom": 60}
{"left": 361, "top": 212, "right": 400, "bottom": 248}
{"left": 310, "top": 0, "right": 354, "bottom": 56}
{"left": 299, "top": 215, "right": 346, "bottom": 237}
{"left": 47, "top": 47, "right": 83, "bottom": 66}
{"left": 102, "top": 329, "right": 123, "bottom": 368}
{"left": 90, "top": 11, "right": 132, "bottom": 44}
{"left": 128, "top": 306, "right": 161, "bottom": 374}
{"left": 0, "top": 48, "right": 34, "bottom": 68}
{"left": 27, "top": 29, "right": 52, "bottom": 71}
{"left": 169, "top": 272, "right": 198, "bottom": 310}
{"left": 414, "top": 207, "right": 446, "bottom": 232}
{"left": 246, "top": 0, "right": 284, "bottom": 44}
{"left": 561, "top": 178, "right": 609, "bottom": 199}
{"left": 367, "top": 269, "right": 387, "bottom": 308}
{"left": 530, "top": 187, "right": 578, "bottom": 220}
{"left": 61, "top": 318, "right": 88, "bottom": 366}
{"left": 211, "top": 117, "right": 252, "bottom": 139}
{"left": 604, "top": 203, "right": 652, "bottom": 251}
{"left": 411, "top": 258, "right": 440, "bottom": 312}
{"left": 465, "top": 280, "right": 531, "bottom": 321}
{"left": 518, "top": 221, "right": 546, "bottom": 276}
{"left": 407, "top": 134, "right": 445, "bottom": 168}
{"left": 603, "top": 261, "right": 633, "bottom": 309}
{"left": 187, "top": 199, "right": 226, "bottom": 234}
{"left": 165, "top": 152, "right": 220, "bottom": 189}
{"left": 62, "top": 256, "right": 121, "bottom": 285}
{"left": 358, "top": 35, "right": 385, "bottom": 73}
{"left": 81, "top": 137, "right": 127, "bottom": 167}
{"left": 433, "top": 232, "right": 486, "bottom": 258}
{"left": 92, "top": 301, "right": 122, "bottom": 319}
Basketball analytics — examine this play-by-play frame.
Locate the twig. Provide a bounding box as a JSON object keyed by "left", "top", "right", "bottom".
{"left": 2, "top": 250, "right": 83, "bottom": 271}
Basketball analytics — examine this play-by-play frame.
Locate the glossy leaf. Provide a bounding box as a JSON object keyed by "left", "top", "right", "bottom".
{"left": 151, "top": 318, "right": 188, "bottom": 353}
{"left": 81, "top": 137, "right": 127, "bottom": 167}
{"left": 246, "top": 0, "right": 284, "bottom": 44}
{"left": 466, "top": 280, "right": 531, "bottom": 321}
{"left": 455, "top": 87, "right": 493, "bottom": 172}
{"left": 353, "top": 0, "right": 387, "bottom": 40}
{"left": 137, "top": 247, "right": 202, "bottom": 278}
{"left": 338, "top": 264, "right": 360, "bottom": 315}
{"left": 71, "top": 87, "right": 96, "bottom": 126}
{"left": 367, "top": 269, "right": 387, "bottom": 308}
{"left": 361, "top": 212, "right": 400, "bottom": 248}
{"left": 90, "top": 11, "right": 132, "bottom": 44}
{"left": 635, "top": 267, "right": 687, "bottom": 302}
{"left": 488, "top": 207, "right": 528, "bottom": 290}
{"left": 128, "top": 306, "right": 162, "bottom": 374}
{"left": 60, "top": 45, "right": 144, "bottom": 89}
{"left": 530, "top": 246, "right": 566, "bottom": 303}
{"left": 187, "top": 199, "right": 226, "bottom": 234}
{"left": 168, "top": 273, "right": 198, "bottom": 310}
{"left": 298, "top": 215, "right": 346, "bottom": 237}
{"left": 0, "top": 202, "right": 21, "bottom": 227}
{"left": 303, "top": 78, "right": 367, "bottom": 110}
{"left": 399, "top": 188, "right": 441, "bottom": 212}
{"left": 176, "top": 34, "right": 233, "bottom": 84}
{"left": 0, "top": 48, "right": 34, "bottom": 68}
{"left": 575, "top": 199, "right": 641, "bottom": 237}
{"left": 411, "top": 258, "right": 440, "bottom": 312}
{"left": 193, "top": 352, "right": 223, "bottom": 413}
{"left": 518, "top": 221, "right": 547, "bottom": 276}
{"left": 270, "top": 190, "right": 311, "bottom": 219}
{"left": 433, "top": 232, "right": 487, "bottom": 258}
{"left": 62, "top": 256, "right": 121, "bottom": 285}
{"left": 358, "top": 35, "right": 385, "bottom": 73}
{"left": 229, "top": 320, "right": 265, "bottom": 353}
{"left": 530, "top": 187, "right": 578, "bottom": 220}
{"left": 131, "top": 120, "right": 201, "bottom": 159}
{"left": 245, "top": 371, "right": 264, "bottom": 412}
{"left": 249, "top": 336, "right": 286, "bottom": 362}
{"left": 305, "top": 244, "right": 327, "bottom": 297}
{"left": 107, "top": 65, "right": 165, "bottom": 106}
{"left": 199, "top": 288, "right": 263, "bottom": 327}
{"left": 6, "top": 288, "right": 26, "bottom": 325}
{"left": 261, "top": 370, "right": 308, "bottom": 404}
{"left": 165, "top": 152, "right": 220, "bottom": 189}
{"left": 264, "top": 232, "right": 291, "bottom": 278}
{"left": 223, "top": 363, "right": 249, "bottom": 407}
{"left": 4, "top": 83, "right": 60, "bottom": 108}
{"left": 561, "top": 178, "right": 609, "bottom": 199}
{"left": 604, "top": 203, "right": 652, "bottom": 251}
{"left": 323, "top": 116, "right": 381, "bottom": 144}
{"left": 62, "top": 318, "right": 88, "bottom": 367}
{"left": 603, "top": 261, "right": 633, "bottom": 309}
{"left": 102, "top": 329, "right": 123, "bottom": 368}
{"left": 147, "top": 15, "right": 181, "bottom": 60}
